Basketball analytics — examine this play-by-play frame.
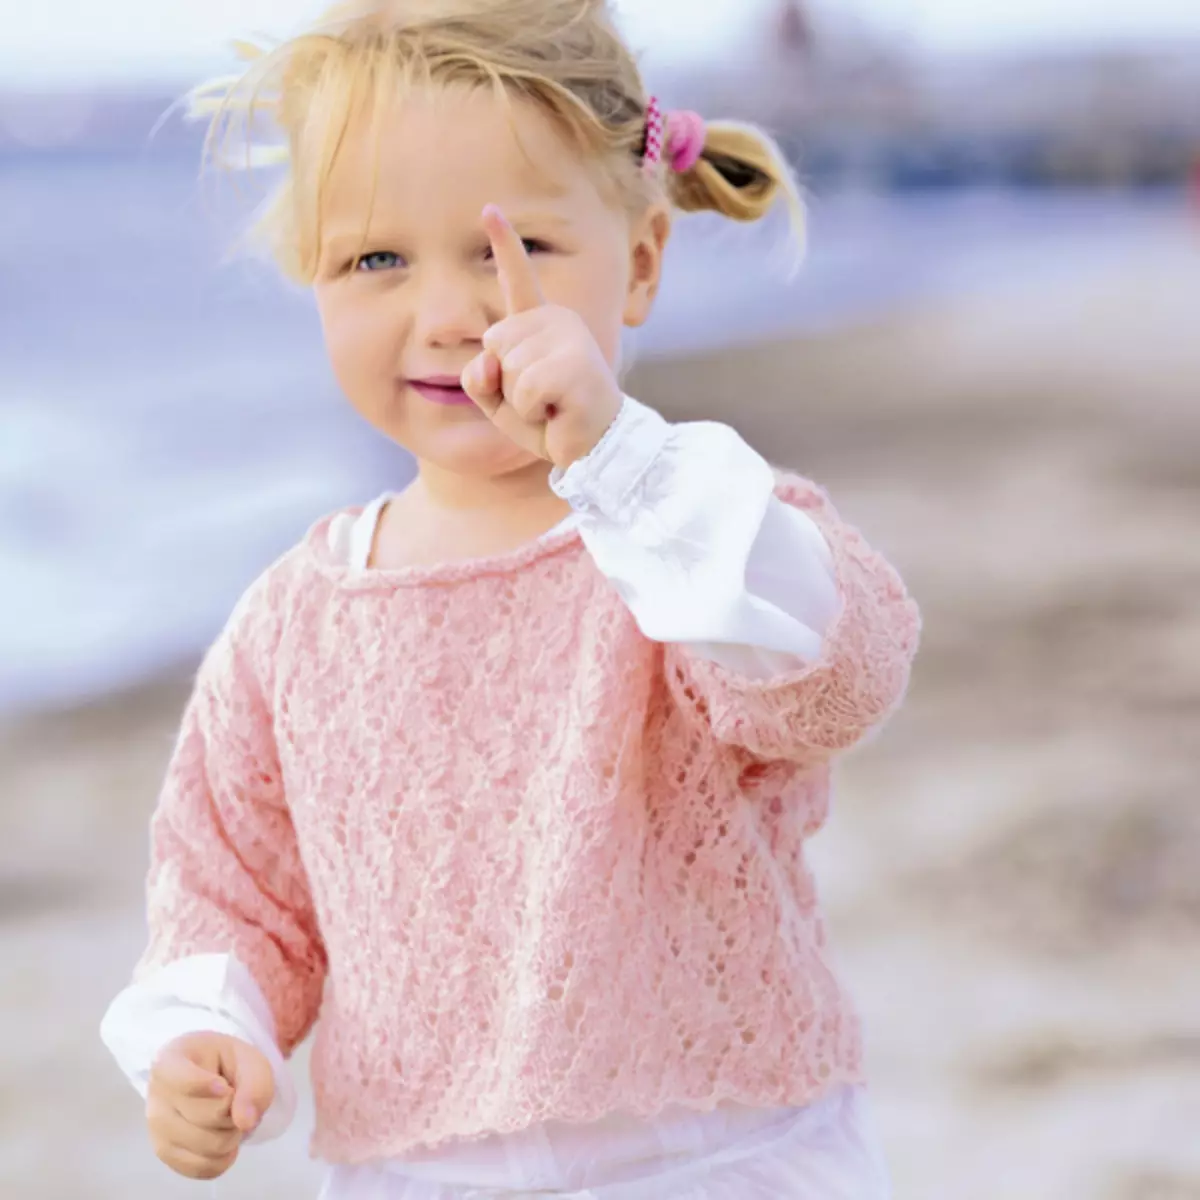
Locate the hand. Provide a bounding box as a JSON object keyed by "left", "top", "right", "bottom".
{"left": 145, "top": 1031, "right": 275, "bottom": 1181}
{"left": 461, "top": 204, "right": 623, "bottom": 470}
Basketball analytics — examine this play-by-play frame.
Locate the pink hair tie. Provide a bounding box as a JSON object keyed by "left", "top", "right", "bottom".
{"left": 643, "top": 96, "right": 706, "bottom": 174}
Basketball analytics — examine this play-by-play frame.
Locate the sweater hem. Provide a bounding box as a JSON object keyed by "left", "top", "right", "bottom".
{"left": 307, "top": 1061, "right": 868, "bottom": 1166}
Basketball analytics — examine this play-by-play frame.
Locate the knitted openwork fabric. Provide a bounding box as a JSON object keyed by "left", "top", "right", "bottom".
{"left": 137, "top": 473, "right": 920, "bottom": 1163}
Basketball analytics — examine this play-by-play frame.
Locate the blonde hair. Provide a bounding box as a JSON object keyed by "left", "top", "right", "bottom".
{"left": 191, "top": 0, "right": 805, "bottom": 284}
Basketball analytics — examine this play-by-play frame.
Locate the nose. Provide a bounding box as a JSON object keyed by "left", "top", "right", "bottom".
{"left": 409, "top": 265, "right": 492, "bottom": 351}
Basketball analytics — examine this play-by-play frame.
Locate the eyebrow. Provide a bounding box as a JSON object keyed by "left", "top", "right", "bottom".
{"left": 321, "top": 210, "right": 577, "bottom": 256}
{"left": 507, "top": 211, "right": 575, "bottom": 233}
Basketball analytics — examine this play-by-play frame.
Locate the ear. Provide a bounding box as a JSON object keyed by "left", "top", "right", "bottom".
{"left": 622, "top": 204, "right": 671, "bottom": 329}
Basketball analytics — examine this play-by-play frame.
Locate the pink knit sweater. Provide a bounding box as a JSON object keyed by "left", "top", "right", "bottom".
{"left": 138, "top": 473, "right": 919, "bottom": 1164}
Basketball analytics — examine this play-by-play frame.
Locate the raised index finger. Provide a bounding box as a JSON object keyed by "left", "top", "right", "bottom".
{"left": 483, "top": 204, "right": 545, "bottom": 314}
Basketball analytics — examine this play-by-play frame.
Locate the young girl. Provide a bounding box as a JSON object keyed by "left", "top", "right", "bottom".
{"left": 101, "top": 1, "right": 920, "bottom": 1196}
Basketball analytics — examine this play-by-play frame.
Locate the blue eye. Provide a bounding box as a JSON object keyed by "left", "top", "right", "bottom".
{"left": 356, "top": 251, "right": 404, "bottom": 272}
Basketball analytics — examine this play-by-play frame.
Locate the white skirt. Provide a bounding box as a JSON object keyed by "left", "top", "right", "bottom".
{"left": 318, "top": 1086, "right": 891, "bottom": 1199}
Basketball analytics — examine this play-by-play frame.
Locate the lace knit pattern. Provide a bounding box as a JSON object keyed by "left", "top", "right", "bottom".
{"left": 138, "top": 474, "right": 920, "bottom": 1164}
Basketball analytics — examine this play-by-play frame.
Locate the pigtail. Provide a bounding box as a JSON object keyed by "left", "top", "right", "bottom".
{"left": 666, "top": 120, "right": 805, "bottom": 247}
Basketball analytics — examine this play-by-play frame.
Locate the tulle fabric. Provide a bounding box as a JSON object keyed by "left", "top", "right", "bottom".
{"left": 318, "top": 1086, "right": 890, "bottom": 1200}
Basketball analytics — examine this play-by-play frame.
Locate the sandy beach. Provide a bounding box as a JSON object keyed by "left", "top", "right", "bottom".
{"left": 3, "top": 212, "right": 1198, "bottom": 1199}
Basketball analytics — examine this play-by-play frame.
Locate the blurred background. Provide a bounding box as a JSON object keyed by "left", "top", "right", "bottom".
{"left": 2, "top": 1, "right": 1199, "bottom": 1197}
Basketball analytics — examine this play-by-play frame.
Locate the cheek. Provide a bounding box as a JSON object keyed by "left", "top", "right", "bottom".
{"left": 558, "top": 258, "right": 628, "bottom": 365}
{"left": 315, "top": 290, "right": 399, "bottom": 394}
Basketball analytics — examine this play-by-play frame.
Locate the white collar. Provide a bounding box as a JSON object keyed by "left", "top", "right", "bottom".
{"left": 327, "top": 495, "right": 581, "bottom": 572}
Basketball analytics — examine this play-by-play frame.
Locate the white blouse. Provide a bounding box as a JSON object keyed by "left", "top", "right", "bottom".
{"left": 101, "top": 397, "right": 892, "bottom": 1198}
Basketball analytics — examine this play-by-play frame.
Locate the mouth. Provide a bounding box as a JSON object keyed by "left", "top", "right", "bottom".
{"left": 407, "top": 375, "right": 475, "bottom": 407}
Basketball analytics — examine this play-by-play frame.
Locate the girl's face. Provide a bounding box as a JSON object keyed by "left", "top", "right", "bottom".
{"left": 312, "top": 86, "right": 669, "bottom": 480}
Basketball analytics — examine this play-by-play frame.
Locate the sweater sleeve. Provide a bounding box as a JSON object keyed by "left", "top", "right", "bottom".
{"left": 665, "top": 475, "right": 921, "bottom": 768}
{"left": 132, "top": 570, "right": 326, "bottom": 1058}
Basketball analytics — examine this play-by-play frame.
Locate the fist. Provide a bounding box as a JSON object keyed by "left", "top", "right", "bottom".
{"left": 146, "top": 1031, "right": 275, "bottom": 1181}
{"left": 461, "top": 204, "right": 623, "bottom": 471}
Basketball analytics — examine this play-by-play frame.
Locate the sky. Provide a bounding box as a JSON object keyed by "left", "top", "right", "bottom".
{"left": 2, "top": 0, "right": 1200, "bottom": 85}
